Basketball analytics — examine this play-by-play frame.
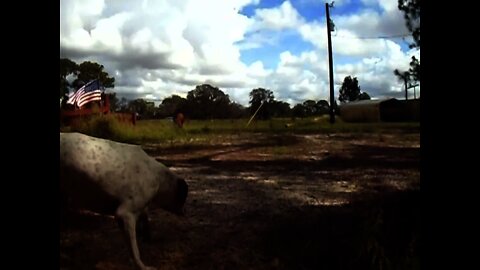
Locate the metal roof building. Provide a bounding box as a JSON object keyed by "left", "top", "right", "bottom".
{"left": 339, "top": 98, "right": 415, "bottom": 122}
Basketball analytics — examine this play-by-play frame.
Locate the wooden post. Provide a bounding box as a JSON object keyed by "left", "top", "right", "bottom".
{"left": 246, "top": 101, "right": 265, "bottom": 127}
{"left": 326, "top": 3, "right": 335, "bottom": 124}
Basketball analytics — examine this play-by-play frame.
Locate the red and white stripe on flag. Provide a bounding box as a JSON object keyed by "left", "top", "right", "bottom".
{"left": 77, "top": 90, "right": 102, "bottom": 107}
{"left": 66, "top": 80, "right": 103, "bottom": 108}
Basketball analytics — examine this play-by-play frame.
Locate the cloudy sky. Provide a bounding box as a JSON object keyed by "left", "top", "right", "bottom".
{"left": 60, "top": 0, "right": 420, "bottom": 106}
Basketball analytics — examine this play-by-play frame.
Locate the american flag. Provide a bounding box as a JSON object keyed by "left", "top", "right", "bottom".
{"left": 67, "top": 80, "right": 104, "bottom": 108}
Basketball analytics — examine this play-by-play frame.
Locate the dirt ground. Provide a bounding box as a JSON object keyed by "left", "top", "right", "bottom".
{"left": 60, "top": 130, "right": 420, "bottom": 270}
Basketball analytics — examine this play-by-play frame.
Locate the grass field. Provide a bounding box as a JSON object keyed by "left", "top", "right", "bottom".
{"left": 60, "top": 114, "right": 420, "bottom": 145}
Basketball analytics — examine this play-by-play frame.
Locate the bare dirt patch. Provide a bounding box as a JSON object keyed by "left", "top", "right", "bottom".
{"left": 60, "top": 131, "right": 420, "bottom": 270}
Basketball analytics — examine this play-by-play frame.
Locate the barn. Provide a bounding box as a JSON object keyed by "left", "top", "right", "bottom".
{"left": 339, "top": 98, "right": 415, "bottom": 122}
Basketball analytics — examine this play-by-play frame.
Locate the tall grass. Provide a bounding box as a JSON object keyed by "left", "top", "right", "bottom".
{"left": 60, "top": 115, "right": 419, "bottom": 145}
{"left": 60, "top": 114, "right": 188, "bottom": 144}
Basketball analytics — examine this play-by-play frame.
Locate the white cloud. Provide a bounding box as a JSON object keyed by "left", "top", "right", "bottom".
{"left": 299, "top": 22, "right": 328, "bottom": 51}
{"left": 247, "top": 61, "right": 273, "bottom": 78}
{"left": 92, "top": 13, "right": 132, "bottom": 53}
{"left": 361, "top": 0, "right": 397, "bottom": 11}
{"left": 61, "top": 0, "right": 419, "bottom": 107}
{"left": 236, "top": 31, "right": 281, "bottom": 51}
{"left": 332, "top": 31, "right": 391, "bottom": 56}
{"left": 61, "top": 0, "right": 261, "bottom": 103}
{"left": 250, "top": 1, "right": 304, "bottom": 31}
{"left": 334, "top": 8, "right": 409, "bottom": 37}
{"left": 377, "top": 0, "right": 398, "bottom": 12}
{"left": 299, "top": 4, "right": 409, "bottom": 58}
{"left": 333, "top": 45, "right": 420, "bottom": 99}
{"left": 244, "top": 50, "right": 331, "bottom": 105}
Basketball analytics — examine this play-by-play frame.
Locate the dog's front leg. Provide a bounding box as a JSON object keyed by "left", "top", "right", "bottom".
{"left": 116, "top": 205, "right": 156, "bottom": 270}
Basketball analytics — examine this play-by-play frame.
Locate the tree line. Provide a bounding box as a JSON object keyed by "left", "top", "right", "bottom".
{"left": 60, "top": 58, "right": 115, "bottom": 98}
{"left": 139, "top": 76, "right": 369, "bottom": 120}
{"left": 59, "top": 58, "right": 370, "bottom": 120}
{"left": 60, "top": 58, "right": 374, "bottom": 120}
{"left": 108, "top": 84, "right": 341, "bottom": 120}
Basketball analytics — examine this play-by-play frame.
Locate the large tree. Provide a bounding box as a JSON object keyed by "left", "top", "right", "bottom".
{"left": 60, "top": 58, "right": 116, "bottom": 98}
{"left": 248, "top": 88, "right": 275, "bottom": 119}
{"left": 395, "top": 0, "right": 420, "bottom": 93}
{"left": 158, "top": 95, "right": 187, "bottom": 118}
{"left": 303, "top": 100, "right": 317, "bottom": 116}
{"left": 338, "top": 76, "right": 372, "bottom": 103}
{"left": 185, "top": 84, "right": 231, "bottom": 119}
{"left": 394, "top": 69, "right": 413, "bottom": 100}
{"left": 398, "top": 0, "right": 420, "bottom": 49}
{"left": 60, "top": 58, "right": 78, "bottom": 98}
{"left": 394, "top": 55, "right": 420, "bottom": 91}
{"left": 338, "top": 76, "right": 361, "bottom": 103}
{"left": 229, "top": 102, "right": 248, "bottom": 119}
{"left": 292, "top": 104, "right": 307, "bottom": 118}
{"left": 128, "top": 99, "right": 156, "bottom": 119}
{"left": 315, "top": 100, "right": 330, "bottom": 115}
{"left": 270, "top": 101, "right": 291, "bottom": 118}
{"left": 291, "top": 100, "right": 330, "bottom": 117}
{"left": 409, "top": 56, "right": 420, "bottom": 82}
{"left": 72, "top": 61, "right": 115, "bottom": 90}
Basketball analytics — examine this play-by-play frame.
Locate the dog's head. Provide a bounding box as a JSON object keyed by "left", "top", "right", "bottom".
{"left": 160, "top": 175, "right": 188, "bottom": 216}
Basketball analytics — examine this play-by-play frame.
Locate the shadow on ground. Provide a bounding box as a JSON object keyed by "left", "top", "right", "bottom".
{"left": 60, "top": 132, "right": 420, "bottom": 270}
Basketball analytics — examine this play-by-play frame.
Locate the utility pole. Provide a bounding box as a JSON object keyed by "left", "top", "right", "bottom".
{"left": 326, "top": 2, "right": 335, "bottom": 124}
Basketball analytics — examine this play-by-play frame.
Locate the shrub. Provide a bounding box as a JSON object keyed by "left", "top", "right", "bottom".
{"left": 69, "top": 114, "right": 123, "bottom": 141}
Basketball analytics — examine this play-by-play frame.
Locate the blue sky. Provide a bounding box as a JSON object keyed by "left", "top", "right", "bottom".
{"left": 239, "top": 30, "right": 314, "bottom": 68}
{"left": 60, "top": 0, "right": 420, "bottom": 106}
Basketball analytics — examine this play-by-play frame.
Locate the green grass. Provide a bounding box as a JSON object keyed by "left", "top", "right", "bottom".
{"left": 180, "top": 116, "right": 419, "bottom": 134}
{"left": 60, "top": 115, "right": 419, "bottom": 145}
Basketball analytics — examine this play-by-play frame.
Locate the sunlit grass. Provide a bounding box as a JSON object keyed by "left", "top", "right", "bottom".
{"left": 60, "top": 115, "right": 419, "bottom": 145}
